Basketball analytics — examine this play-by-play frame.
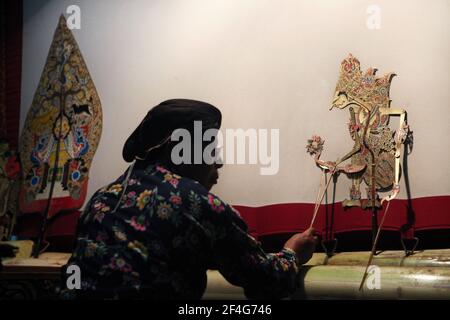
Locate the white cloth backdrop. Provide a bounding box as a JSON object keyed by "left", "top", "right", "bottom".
{"left": 20, "top": 0, "right": 450, "bottom": 207}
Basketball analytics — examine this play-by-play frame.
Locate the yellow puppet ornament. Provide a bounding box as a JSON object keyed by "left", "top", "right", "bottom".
{"left": 306, "top": 54, "right": 410, "bottom": 290}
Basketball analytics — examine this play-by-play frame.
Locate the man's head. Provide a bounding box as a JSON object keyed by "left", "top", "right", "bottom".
{"left": 122, "top": 99, "right": 223, "bottom": 191}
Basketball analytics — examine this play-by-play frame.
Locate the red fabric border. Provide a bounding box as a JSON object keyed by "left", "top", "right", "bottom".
{"left": 14, "top": 196, "right": 449, "bottom": 252}
{"left": 15, "top": 210, "right": 82, "bottom": 239}
{"left": 234, "top": 196, "right": 450, "bottom": 238}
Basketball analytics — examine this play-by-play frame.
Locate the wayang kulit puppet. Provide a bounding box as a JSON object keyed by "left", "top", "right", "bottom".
{"left": 306, "top": 54, "right": 410, "bottom": 289}
{"left": 19, "top": 16, "right": 102, "bottom": 256}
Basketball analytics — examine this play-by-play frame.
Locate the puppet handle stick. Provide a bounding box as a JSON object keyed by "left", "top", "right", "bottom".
{"left": 358, "top": 200, "right": 391, "bottom": 291}
{"left": 310, "top": 170, "right": 334, "bottom": 228}
{"left": 313, "top": 171, "right": 326, "bottom": 217}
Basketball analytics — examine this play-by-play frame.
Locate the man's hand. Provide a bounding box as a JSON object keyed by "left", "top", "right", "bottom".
{"left": 283, "top": 228, "right": 318, "bottom": 265}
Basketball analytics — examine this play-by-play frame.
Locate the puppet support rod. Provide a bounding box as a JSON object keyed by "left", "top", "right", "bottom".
{"left": 358, "top": 110, "right": 409, "bottom": 290}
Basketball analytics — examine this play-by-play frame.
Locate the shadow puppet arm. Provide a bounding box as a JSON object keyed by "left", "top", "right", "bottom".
{"left": 380, "top": 108, "right": 409, "bottom": 203}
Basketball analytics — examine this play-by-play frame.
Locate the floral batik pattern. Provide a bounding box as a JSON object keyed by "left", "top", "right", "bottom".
{"left": 62, "top": 163, "right": 299, "bottom": 300}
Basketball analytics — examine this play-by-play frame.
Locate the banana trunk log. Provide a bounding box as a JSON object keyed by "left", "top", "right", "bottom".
{"left": 306, "top": 249, "right": 450, "bottom": 268}
{"left": 295, "top": 265, "right": 450, "bottom": 299}
{"left": 204, "top": 250, "right": 450, "bottom": 300}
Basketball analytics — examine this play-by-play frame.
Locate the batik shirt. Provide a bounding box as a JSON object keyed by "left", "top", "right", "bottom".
{"left": 62, "top": 163, "right": 299, "bottom": 299}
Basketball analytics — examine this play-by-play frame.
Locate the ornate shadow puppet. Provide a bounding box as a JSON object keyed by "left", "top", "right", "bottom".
{"left": 19, "top": 16, "right": 102, "bottom": 256}
{"left": 306, "top": 54, "right": 410, "bottom": 289}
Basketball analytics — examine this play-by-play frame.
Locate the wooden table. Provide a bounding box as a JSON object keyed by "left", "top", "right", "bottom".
{"left": 0, "top": 249, "right": 244, "bottom": 300}
{"left": 0, "top": 251, "right": 70, "bottom": 299}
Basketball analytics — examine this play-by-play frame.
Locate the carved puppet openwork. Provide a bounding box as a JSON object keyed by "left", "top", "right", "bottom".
{"left": 19, "top": 16, "right": 102, "bottom": 256}
{"left": 307, "top": 54, "right": 409, "bottom": 209}
{"left": 306, "top": 54, "right": 410, "bottom": 289}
